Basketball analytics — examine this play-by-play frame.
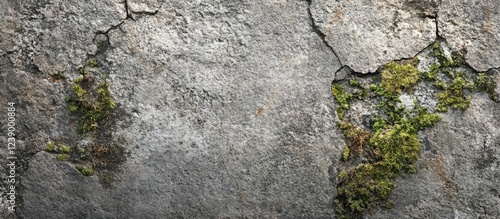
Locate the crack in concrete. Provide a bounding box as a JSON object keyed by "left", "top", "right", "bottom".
{"left": 87, "top": 0, "right": 164, "bottom": 64}
{"left": 306, "top": 0, "right": 343, "bottom": 66}
{"left": 124, "top": 0, "right": 131, "bottom": 19}
{"left": 434, "top": 11, "right": 440, "bottom": 38}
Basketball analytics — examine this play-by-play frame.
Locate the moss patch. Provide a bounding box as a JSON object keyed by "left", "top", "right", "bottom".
{"left": 52, "top": 59, "right": 126, "bottom": 183}
{"left": 331, "top": 42, "right": 498, "bottom": 219}
{"left": 381, "top": 61, "right": 420, "bottom": 95}
{"left": 75, "top": 164, "right": 94, "bottom": 176}
{"left": 45, "top": 141, "right": 56, "bottom": 152}
{"left": 66, "top": 65, "right": 116, "bottom": 132}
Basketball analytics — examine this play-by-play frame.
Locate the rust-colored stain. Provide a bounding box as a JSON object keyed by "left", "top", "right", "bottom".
{"left": 50, "top": 73, "right": 64, "bottom": 82}
{"left": 255, "top": 107, "right": 265, "bottom": 118}
{"left": 428, "top": 154, "right": 457, "bottom": 199}
{"left": 327, "top": 6, "right": 344, "bottom": 25}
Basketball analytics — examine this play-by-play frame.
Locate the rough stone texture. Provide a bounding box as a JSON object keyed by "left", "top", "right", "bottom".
{"left": 310, "top": 0, "right": 437, "bottom": 73}
{"left": 128, "top": 0, "right": 164, "bottom": 15}
{"left": 9, "top": 1, "right": 344, "bottom": 218}
{"left": 21, "top": 152, "right": 112, "bottom": 218}
{"left": 0, "top": 0, "right": 125, "bottom": 217}
{"left": 0, "top": 1, "right": 22, "bottom": 56}
{"left": 438, "top": 0, "right": 500, "bottom": 71}
{"left": 0, "top": 0, "right": 499, "bottom": 218}
{"left": 370, "top": 95, "right": 500, "bottom": 219}
{"left": 26, "top": 0, "right": 125, "bottom": 76}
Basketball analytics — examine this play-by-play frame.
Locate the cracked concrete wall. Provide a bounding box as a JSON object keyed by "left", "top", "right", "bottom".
{"left": 0, "top": 0, "right": 499, "bottom": 218}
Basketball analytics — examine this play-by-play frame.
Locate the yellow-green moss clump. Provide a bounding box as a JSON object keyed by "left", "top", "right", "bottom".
{"left": 332, "top": 43, "right": 498, "bottom": 218}
{"left": 381, "top": 61, "right": 419, "bottom": 95}
{"left": 66, "top": 66, "right": 116, "bottom": 132}
{"left": 332, "top": 60, "right": 440, "bottom": 219}
{"left": 75, "top": 164, "right": 94, "bottom": 176}
{"left": 333, "top": 94, "right": 439, "bottom": 218}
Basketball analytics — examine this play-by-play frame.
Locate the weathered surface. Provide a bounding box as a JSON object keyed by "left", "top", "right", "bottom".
{"left": 25, "top": 0, "right": 125, "bottom": 75}
{"left": 337, "top": 44, "right": 500, "bottom": 219}
{"left": 310, "top": 0, "right": 437, "bottom": 73}
{"left": 128, "top": 0, "right": 164, "bottom": 16}
{"left": 0, "top": 0, "right": 124, "bottom": 217}
{"left": 370, "top": 95, "right": 500, "bottom": 219}
{"left": 15, "top": 0, "right": 343, "bottom": 218}
{"left": 21, "top": 152, "right": 113, "bottom": 218}
{"left": 0, "top": 0, "right": 499, "bottom": 218}
{"left": 438, "top": 0, "right": 500, "bottom": 72}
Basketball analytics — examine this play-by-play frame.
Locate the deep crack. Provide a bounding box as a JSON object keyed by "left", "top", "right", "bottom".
{"left": 124, "top": 0, "right": 131, "bottom": 20}
{"left": 88, "top": 0, "right": 164, "bottom": 64}
{"left": 306, "top": 0, "right": 343, "bottom": 66}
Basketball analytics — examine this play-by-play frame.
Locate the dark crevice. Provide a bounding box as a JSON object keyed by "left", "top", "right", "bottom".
{"left": 486, "top": 67, "right": 500, "bottom": 75}
{"left": 124, "top": 0, "right": 131, "bottom": 20}
{"left": 1, "top": 49, "right": 17, "bottom": 57}
{"left": 88, "top": 0, "right": 164, "bottom": 64}
{"left": 306, "top": 0, "right": 343, "bottom": 66}
{"left": 434, "top": 12, "right": 440, "bottom": 38}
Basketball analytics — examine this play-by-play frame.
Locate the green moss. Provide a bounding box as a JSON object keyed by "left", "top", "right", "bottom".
{"left": 78, "top": 67, "right": 87, "bottom": 76}
{"left": 433, "top": 80, "right": 447, "bottom": 89}
{"left": 89, "top": 59, "right": 100, "bottom": 67}
{"left": 58, "top": 144, "right": 72, "bottom": 153}
{"left": 349, "top": 79, "right": 361, "bottom": 87}
{"left": 369, "top": 84, "right": 385, "bottom": 96}
{"left": 432, "top": 42, "right": 463, "bottom": 68}
{"left": 333, "top": 63, "right": 440, "bottom": 218}
{"left": 421, "top": 63, "right": 440, "bottom": 81}
{"left": 336, "top": 107, "right": 346, "bottom": 120}
{"left": 450, "top": 52, "right": 464, "bottom": 66}
{"left": 335, "top": 106, "right": 438, "bottom": 218}
{"left": 332, "top": 42, "right": 498, "bottom": 218}
{"left": 72, "top": 83, "right": 87, "bottom": 99}
{"left": 74, "top": 75, "right": 84, "bottom": 83}
{"left": 56, "top": 154, "right": 70, "bottom": 161}
{"left": 435, "top": 75, "right": 472, "bottom": 112}
{"left": 381, "top": 62, "right": 420, "bottom": 95}
{"left": 342, "top": 146, "right": 350, "bottom": 161}
{"left": 335, "top": 162, "right": 397, "bottom": 218}
{"left": 332, "top": 83, "right": 353, "bottom": 110}
{"left": 411, "top": 107, "right": 441, "bottom": 130}
{"left": 67, "top": 73, "right": 117, "bottom": 132}
{"left": 75, "top": 164, "right": 94, "bottom": 176}
{"left": 46, "top": 141, "right": 56, "bottom": 152}
{"left": 474, "top": 73, "right": 499, "bottom": 102}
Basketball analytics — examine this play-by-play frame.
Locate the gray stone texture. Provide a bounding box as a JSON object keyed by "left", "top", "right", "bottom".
{"left": 438, "top": 0, "right": 500, "bottom": 71}
{"left": 370, "top": 95, "right": 500, "bottom": 219}
{"left": 0, "top": 0, "right": 499, "bottom": 218}
{"left": 310, "top": 0, "right": 437, "bottom": 73}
